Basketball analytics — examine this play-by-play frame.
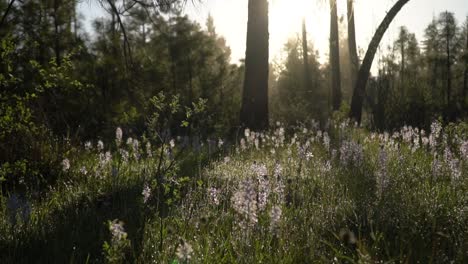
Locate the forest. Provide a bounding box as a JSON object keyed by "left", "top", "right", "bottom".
{"left": 0, "top": 0, "right": 467, "bottom": 262}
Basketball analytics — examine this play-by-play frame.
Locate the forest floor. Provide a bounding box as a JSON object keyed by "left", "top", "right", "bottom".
{"left": 1, "top": 120, "right": 467, "bottom": 263}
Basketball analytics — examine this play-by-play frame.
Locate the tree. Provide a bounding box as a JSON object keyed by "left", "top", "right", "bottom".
{"left": 438, "top": 11, "right": 459, "bottom": 110}
{"left": 349, "top": 0, "right": 411, "bottom": 123}
{"left": 302, "top": 18, "right": 312, "bottom": 95}
{"left": 347, "top": 0, "right": 359, "bottom": 87}
{"left": 463, "top": 16, "right": 468, "bottom": 104}
{"left": 240, "top": 0, "right": 269, "bottom": 130}
{"left": 330, "top": 0, "right": 342, "bottom": 111}
{"left": 272, "top": 37, "right": 326, "bottom": 123}
{"left": 423, "top": 18, "right": 442, "bottom": 101}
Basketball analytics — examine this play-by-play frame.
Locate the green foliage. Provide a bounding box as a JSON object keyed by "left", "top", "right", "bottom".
{"left": 0, "top": 120, "right": 466, "bottom": 262}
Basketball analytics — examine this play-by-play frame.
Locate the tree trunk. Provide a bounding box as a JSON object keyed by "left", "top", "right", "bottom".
{"left": 400, "top": 37, "right": 405, "bottom": 97}
{"left": 302, "top": 18, "right": 312, "bottom": 93}
{"left": 464, "top": 25, "right": 468, "bottom": 104}
{"left": 349, "top": 0, "right": 411, "bottom": 123}
{"left": 240, "top": 0, "right": 269, "bottom": 130}
{"left": 446, "top": 19, "right": 452, "bottom": 107}
{"left": 347, "top": 0, "right": 359, "bottom": 87}
{"left": 53, "top": 0, "right": 61, "bottom": 66}
{"left": 330, "top": 0, "right": 342, "bottom": 111}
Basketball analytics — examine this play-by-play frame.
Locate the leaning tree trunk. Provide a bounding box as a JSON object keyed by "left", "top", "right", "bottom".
{"left": 240, "top": 0, "right": 269, "bottom": 130}
{"left": 330, "top": 0, "right": 342, "bottom": 111}
{"left": 349, "top": 0, "right": 411, "bottom": 123}
{"left": 347, "top": 0, "right": 359, "bottom": 87}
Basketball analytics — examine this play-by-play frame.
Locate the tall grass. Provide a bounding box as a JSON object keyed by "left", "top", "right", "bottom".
{"left": 0, "top": 120, "right": 467, "bottom": 263}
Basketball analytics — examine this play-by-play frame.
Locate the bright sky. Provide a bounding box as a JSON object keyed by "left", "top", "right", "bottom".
{"left": 80, "top": 0, "right": 468, "bottom": 65}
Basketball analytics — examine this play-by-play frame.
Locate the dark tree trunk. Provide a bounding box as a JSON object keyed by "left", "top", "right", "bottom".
{"left": 302, "top": 18, "right": 312, "bottom": 92}
{"left": 445, "top": 19, "right": 452, "bottom": 107}
{"left": 347, "top": 0, "right": 359, "bottom": 86}
{"left": 400, "top": 37, "right": 405, "bottom": 97}
{"left": 240, "top": 0, "right": 269, "bottom": 130}
{"left": 330, "top": 0, "right": 342, "bottom": 111}
{"left": 349, "top": 0, "right": 411, "bottom": 123}
{"left": 464, "top": 25, "right": 468, "bottom": 104}
{"left": 53, "top": 0, "right": 61, "bottom": 66}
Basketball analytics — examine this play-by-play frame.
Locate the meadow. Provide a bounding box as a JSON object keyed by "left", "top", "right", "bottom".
{"left": 1, "top": 119, "right": 467, "bottom": 263}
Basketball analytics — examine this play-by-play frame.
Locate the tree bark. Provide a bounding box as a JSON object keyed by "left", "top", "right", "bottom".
{"left": 349, "top": 0, "right": 411, "bottom": 123}
{"left": 53, "top": 0, "right": 61, "bottom": 66}
{"left": 347, "top": 0, "right": 359, "bottom": 87}
{"left": 464, "top": 24, "right": 468, "bottom": 104}
{"left": 330, "top": 0, "right": 342, "bottom": 111}
{"left": 240, "top": 0, "right": 269, "bottom": 130}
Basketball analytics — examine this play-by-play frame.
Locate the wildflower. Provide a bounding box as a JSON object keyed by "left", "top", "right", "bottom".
{"left": 97, "top": 140, "right": 104, "bottom": 152}
{"left": 412, "top": 135, "right": 420, "bottom": 152}
{"left": 120, "top": 149, "right": 129, "bottom": 163}
{"left": 126, "top": 137, "right": 133, "bottom": 147}
{"left": 252, "top": 163, "right": 268, "bottom": 177}
{"left": 244, "top": 128, "right": 251, "bottom": 138}
{"left": 169, "top": 139, "right": 175, "bottom": 149}
{"left": 142, "top": 184, "right": 151, "bottom": 203}
{"left": 132, "top": 139, "right": 140, "bottom": 160}
{"left": 109, "top": 219, "right": 127, "bottom": 241}
{"left": 99, "top": 151, "right": 112, "bottom": 167}
{"left": 84, "top": 141, "right": 92, "bottom": 151}
{"left": 176, "top": 240, "right": 193, "bottom": 262}
{"left": 460, "top": 141, "right": 468, "bottom": 160}
{"left": 422, "top": 136, "right": 429, "bottom": 147}
{"left": 208, "top": 187, "right": 220, "bottom": 206}
{"left": 375, "top": 147, "right": 389, "bottom": 198}
{"left": 240, "top": 138, "right": 246, "bottom": 150}
{"left": 339, "top": 141, "right": 364, "bottom": 167}
{"left": 218, "top": 138, "right": 224, "bottom": 148}
{"left": 444, "top": 148, "right": 461, "bottom": 180}
{"left": 146, "top": 142, "right": 152, "bottom": 158}
{"left": 255, "top": 165, "right": 270, "bottom": 211}
{"left": 429, "top": 120, "right": 442, "bottom": 150}
{"left": 323, "top": 132, "right": 330, "bottom": 151}
{"left": 80, "top": 166, "right": 88, "bottom": 175}
{"left": 116, "top": 127, "right": 123, "bottom": 147}
{"left": 270, "top": 205, "right": 282, "bottom": 233}
{"left": 62, "top": 158, "right": 70, "bottom": 172}
{"left": 432, "top": 154, "right": 442, "bottom": 179}
{"left": 232, "top": 179, "right": 258, "bottom": 227}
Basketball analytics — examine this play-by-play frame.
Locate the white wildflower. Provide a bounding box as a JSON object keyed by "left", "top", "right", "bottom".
{"left": 84, "top": 141, "right": 92, "bottom": 151}
{"left": 232, "top": 179, "right": 258, "bottom": 227}
{"left": 62, "top": 158, "right": 70, "bottom": 172}
{"left": 116, "top": 127, "right": 123, "bottom": 147}
{"left": 142, "top": 184, "right": 151, "bottom": 203}
{"left": 97, "top": 140, "right": 104, "bottom": 152}
{"left": 109, "top": 219, "right": 127, "bottom": 241}
{"left": 208, "top": 187, "right": 220, "bottom": 206}
{"left": 146, "top": 142, "right": 152, "bottom": 158}
{"left": 176, "top": 240, "right": 193, "bottom": 262}
{"left": 80, "top": 166, "right": 88, "bottom": 175}
{"left": 270, "top": 205, "right": 282, "bottom": 233}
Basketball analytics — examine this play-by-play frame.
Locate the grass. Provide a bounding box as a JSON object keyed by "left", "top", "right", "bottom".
{"left": 0, "top": 120, "right": 467, "bottom": 263}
